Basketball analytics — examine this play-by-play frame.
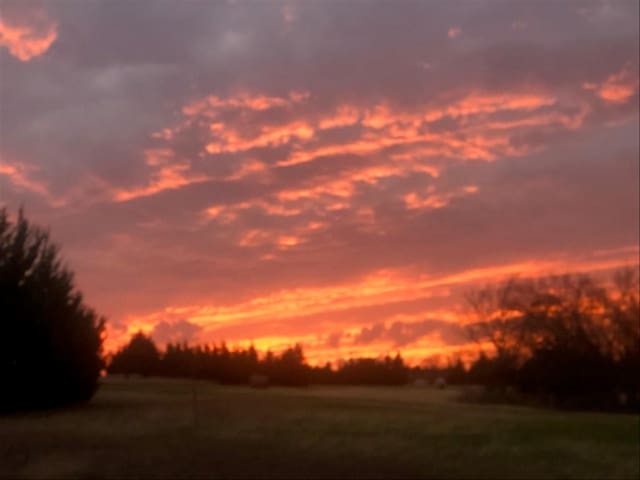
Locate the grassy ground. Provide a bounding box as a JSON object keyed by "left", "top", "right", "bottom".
{"left": 1, "top": 377, "right": 638, "bottom": 479}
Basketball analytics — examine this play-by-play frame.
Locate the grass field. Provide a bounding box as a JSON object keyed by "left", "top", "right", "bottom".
{"left": 1, "top": 377, "right": 638, "bottom": 479}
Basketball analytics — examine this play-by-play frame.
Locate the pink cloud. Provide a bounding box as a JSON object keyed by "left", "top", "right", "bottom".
{"left": 448, "top": 27, "right": 462, "bottom": 39}
{"left": 583, "top": 63, "right": 639, "bottom": 103}
{"left": 0, "top": 6, "right": 56, "bottom": 61}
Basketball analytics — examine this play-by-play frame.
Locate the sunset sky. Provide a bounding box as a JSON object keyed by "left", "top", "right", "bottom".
{"left": 1, "top": 0, "right": 638, "bottom": 364}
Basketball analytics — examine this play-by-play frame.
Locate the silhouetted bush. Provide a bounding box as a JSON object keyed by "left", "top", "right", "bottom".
{"left": 0, "top": 208, "right": 105, "bottom": 412}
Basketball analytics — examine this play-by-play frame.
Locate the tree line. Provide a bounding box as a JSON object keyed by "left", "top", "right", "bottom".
{"left": 108, "top": 333, "right": 410, "bottom": 386}
{"left": 108, "top": 268, "right": 639, "bottom": 410}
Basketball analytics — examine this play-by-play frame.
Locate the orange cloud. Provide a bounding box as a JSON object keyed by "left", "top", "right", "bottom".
{"left": 227, "top": 159, "right": 268, "bottom": 180}
{"left": 277, "top": 177, "right": 355, "bottom": 202}
{"left": 128, "top": 88, "right": 581, "bottom": 213}
{"left": 98, "top": 84, "right": 601, "bottom": 297}
{"left": 448, "top": 27, "right": 462, "bottom": 39}
{"left": 0, "top": 160, "right": 51, "bottom": 197}
{"left": 113, "top": 166, "right": 207, "bottom": 202}
{"left": 1, "top": 158, "right": 118, "bottom": 208}
{"left": 482, "top": 107, "right": 589, "bottom": 131}
{"left": 276, "top": 92, "right": 558, "bottom": 167}
{"left": 205, "top": 199, "right": 302, "bottom": 223}
{"left": 583, "top": 64, "right": 639, "bottom": 103}
{"left": 0, "top": 10, "right": 57, "bottom": 61}
{"left": 238, "top": 228, "right": 272, "bottom": 247}
{"left": 231, "top": 216, "right": 317, "bottom": 250}
{"left": 319, "top": 105, "right": 360, "bottom": 129}
{"left": 205, "top": 121, "right": 315, "bottom": 154}
{"left": 404, "top": 185, "right": 478, "bottom": 211}
{"left": 114, "top": 86, "right": 590, "bottom": 257}
{"left": 113, "top": 149, "right": 210, "bottom": 202}
{"left": 277, "top": 235, "right": 302, "bottom": 248}
{"left": 432, "top": 92, "right": 557, "bottom": 121}
{"left": 182, "top": 90, "right": 309, "bottom": 117}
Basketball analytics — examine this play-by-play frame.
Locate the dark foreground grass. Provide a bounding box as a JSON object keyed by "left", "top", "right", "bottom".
{"left": 1, "top": 377, "right": 638, "bottom": 479}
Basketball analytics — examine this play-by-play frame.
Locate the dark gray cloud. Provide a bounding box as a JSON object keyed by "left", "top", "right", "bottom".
{"left": 354, "top": 319, "right": 467, "bottom": 347}
{"left": 151, "top": 319, "right": 203, "bottom": 346}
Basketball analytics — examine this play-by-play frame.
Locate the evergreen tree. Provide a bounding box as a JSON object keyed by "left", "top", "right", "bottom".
{"left": 0, "top": 208, "right": 105, "bottom": 411}
{"left": 108, "top": 332, "right": 160, "bottom": 376}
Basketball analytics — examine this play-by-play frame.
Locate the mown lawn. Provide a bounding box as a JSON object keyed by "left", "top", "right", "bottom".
{"left": 1, "top": 377, "right": 638, "bottom": 479}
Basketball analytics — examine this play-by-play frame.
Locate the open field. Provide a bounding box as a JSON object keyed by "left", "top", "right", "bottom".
{"left": 1, "top": 377, "right": 638, "bottom": 479}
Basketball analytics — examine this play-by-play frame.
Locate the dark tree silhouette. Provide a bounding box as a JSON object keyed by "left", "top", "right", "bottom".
{"left": 267, "top": 344, "right": 309, "bottom": 386}
{"left": 331, "top": 353, "right": 408, "bottom": 385}
{"left": 464, "top": 270, "right": 640, "bottom": 409}
{"left": 108, "top": 332, "right": 160, "bottom": 377}
{"left": 0, "top": 208, "right": 105, "bottom": 412}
